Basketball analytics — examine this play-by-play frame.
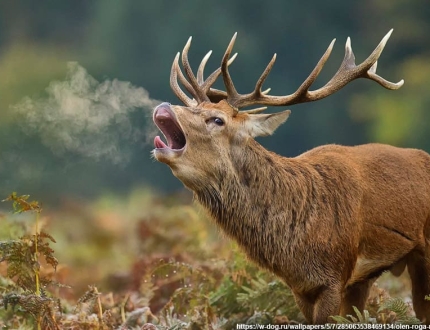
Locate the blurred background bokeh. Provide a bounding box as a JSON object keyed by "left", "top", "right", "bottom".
{"left": 1, "top": 0, "right": 429, "bottom": 201}
{"left": 0, "top": 0, "right": 429, "bottom": 318}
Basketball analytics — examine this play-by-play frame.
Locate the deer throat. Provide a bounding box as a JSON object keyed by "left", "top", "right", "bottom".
{"left": 193, "top": 144, "right": 310, "bottom": 272}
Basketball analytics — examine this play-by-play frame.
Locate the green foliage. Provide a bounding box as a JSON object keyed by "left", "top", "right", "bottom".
{"left": 135, "top": 253, "right": 298, "bottom": 329}
{"left": 331, "top": 307, "right": 375, "bottom": 324}
{"left": 331, "top": 298, "right": 421, "bottom": 325}
{"left": 209, "top": 252, "right": 300, "bottom": 326}
{"left": 378, "top": 298, "right": 421, "bottom": 325}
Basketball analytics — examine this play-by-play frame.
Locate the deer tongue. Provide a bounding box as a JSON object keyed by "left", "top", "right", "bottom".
{"left": 154, "top": 136, "right": 168, "bottom": 149}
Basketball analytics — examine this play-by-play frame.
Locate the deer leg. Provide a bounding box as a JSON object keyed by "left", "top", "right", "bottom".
{"left": 407, "top": 248, "right": 430, "bottom": 324}
{"left": 293, "top": 294, "right": 314, "bottom": 323}
{"left": 313, "top": 286, "right": 342, "bottom": 324}
{"left": 340, "top": 279, "right": 375, "bottom": 317}
{"left": 293, "top": 285, "right": 342, "bottom": 324}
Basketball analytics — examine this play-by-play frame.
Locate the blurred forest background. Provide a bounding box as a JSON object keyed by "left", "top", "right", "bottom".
{"left": 0, "top": 0, "right": 429, "bottom": 201}
{"left": 0, "top": 1, "right": 429, "bottom": 327}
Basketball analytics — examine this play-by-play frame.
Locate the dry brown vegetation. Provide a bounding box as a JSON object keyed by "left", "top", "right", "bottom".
{"left": 0, "top": 190, "right": 422, "bottom": 329}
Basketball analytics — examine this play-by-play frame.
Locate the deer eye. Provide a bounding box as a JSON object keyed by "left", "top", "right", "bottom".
{"left": 213, "top": 117, "right": 224, "bottom": 126}
{"left": 206, "top": 117, "right": 225, "bottom": 127}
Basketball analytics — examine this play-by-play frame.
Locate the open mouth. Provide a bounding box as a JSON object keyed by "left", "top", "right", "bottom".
{"left": 153, "top": 103, "right": 186, "bottom": 153}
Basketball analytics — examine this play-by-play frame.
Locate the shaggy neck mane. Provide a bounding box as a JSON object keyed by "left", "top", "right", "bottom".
{"left": 194, "top": 139, "right": 316, "bottom": 271}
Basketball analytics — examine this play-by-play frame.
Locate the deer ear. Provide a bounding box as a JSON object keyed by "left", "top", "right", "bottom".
{"left": 244, "top": 110, "right": 291, "bottom": 137}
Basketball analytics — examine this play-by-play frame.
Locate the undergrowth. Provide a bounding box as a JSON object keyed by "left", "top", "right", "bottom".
{"left": 0, "top": 191, "right": 422, "bottom": 329}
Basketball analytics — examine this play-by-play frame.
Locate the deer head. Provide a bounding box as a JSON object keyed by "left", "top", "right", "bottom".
{"left": 153, "top": 30, "right": 403, "bottom": 190}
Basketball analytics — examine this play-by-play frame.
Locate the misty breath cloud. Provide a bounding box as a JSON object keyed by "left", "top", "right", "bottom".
{"left": 13, "top": 62, "right": 158, "bottom": 164}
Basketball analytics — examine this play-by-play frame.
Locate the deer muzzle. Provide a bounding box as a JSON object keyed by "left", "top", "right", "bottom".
{"left": 153, "top": 103, "right": 186, "bottom": 160}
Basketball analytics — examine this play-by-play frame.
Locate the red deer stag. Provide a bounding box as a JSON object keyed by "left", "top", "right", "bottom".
{"left": 152, "top": 30, "right": 430, "bottom": 324}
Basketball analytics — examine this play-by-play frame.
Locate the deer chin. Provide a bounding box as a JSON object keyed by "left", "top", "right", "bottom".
{"left": 153, "top": 103, "right": 186, "bottom": 162}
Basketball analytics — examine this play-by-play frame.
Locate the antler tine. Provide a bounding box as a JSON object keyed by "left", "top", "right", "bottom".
{"left": 198, "top": 50, "right": 238, "bottom": 88}
{"left": 358, "top": 29, "right": 404, "bottom": 89}
{"left": 262, "top": 88, "right": 271, "bottom": 95}
{"left": 254, "top": 54, "right": 277, "bottom": 96}
{"left": 202, "top": 53, "right": 237, "bottom": 94}
{"left": 197, "top": 50, "right": 212, "bottom": 85}
{"left": 308, "top": 29, "right": 403, "bottom": 99}
{"left": 242, "top": 107, "right": 268, "bottom": 114}
{"left": 231, "top": 38, "right": 336, "bottom": 108}
{"left": 170, "top": 53, "right": 197, "bottom": 106}
{"left": 355, "top": 30, "right": 393, "bottom": 73}
{"left": 182, "top": 37, "right": 210, "bottom": 103}
{"left": 176, "top": 56, "right": 201, "bottom": 99}
{"left": 203, "top": 54, "right": 237, "bottom": 102}
{"left": 221, "top": 33, "right": 240, "bottom": 101}
{"left": 176, "top": 38, "right": 239, "bottom": 105}
{"left": 203, "top": 53, "right": 238, "bottom": 103}
{"left": 206, "top": 57, "right": 271, "bottom": 105}
{"left": 291, "top": 39, "right": 336, "bottom": 99}
{"left": 367, "top": 61, "right": 404, "bottom": 89}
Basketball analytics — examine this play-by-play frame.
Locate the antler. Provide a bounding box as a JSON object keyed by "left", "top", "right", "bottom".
{"left": 170, "top": 37, "right": 237, "bottom": 107}
{"left": 170, "top": 30, "right": 404, "bottom": 110}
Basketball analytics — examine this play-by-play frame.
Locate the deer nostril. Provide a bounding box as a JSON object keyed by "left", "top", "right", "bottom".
{"left": 155, "top": 108, "right": 171, "bottom": 119}
{"left": 154, "top": 102, "right": 173, "bottom": 121}
{"left": 156, "top": 102, "right": 171, "bottom": 112}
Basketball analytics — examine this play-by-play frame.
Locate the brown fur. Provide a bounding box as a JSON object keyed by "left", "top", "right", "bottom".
{"left": 153, "top": 99, "right": 430, "bottom": 324}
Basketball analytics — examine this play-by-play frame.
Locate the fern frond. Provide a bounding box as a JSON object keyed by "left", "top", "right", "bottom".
{"left": 330, "top": 315, "right": 354, "bottom": 324}
{"left": 378, "top": 298, "right": 421, "bottom": 325}
{"left": 331, "top": 307, "right": 375, "bottom": 324}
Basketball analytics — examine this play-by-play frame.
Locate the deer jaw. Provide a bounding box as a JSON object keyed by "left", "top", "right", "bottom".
{"left": 153, "top": 100, "right": 290, "bottom": 191}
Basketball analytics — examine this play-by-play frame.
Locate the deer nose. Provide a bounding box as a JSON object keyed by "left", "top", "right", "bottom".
{"left": 155, "top": 102, "right": 171, "bottom": 113}
{"left": 154, "top": 102, "right": 173, "bottom": 120}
